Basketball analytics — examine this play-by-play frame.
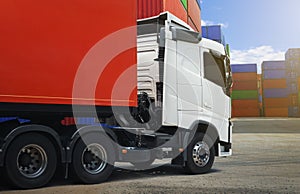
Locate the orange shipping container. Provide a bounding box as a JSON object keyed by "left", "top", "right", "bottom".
{"left": 263, "top": 79, "right": 287, "bottom": 89}
{"left": 137, "top": 0, "right": 188, "bottom": 23}
{"left": 232, "top": 72, "right": 257, "bottom": 81}
{"left": 232, "top": 80, "right": 258, "bottom": 90}
{"left": 264, "top": 108, "right": 288, "bottom": 117}
{"left": 187, "top": 0, "right": 201, "bottom": 32}
{"left": 232, "top": 108, "right": 260, "bottom": 117}
{"left": 232, "top": 99, "right": 259, "bottom": 109}
{"left": 263, "top": 98, "right": 289, "bottom": 108}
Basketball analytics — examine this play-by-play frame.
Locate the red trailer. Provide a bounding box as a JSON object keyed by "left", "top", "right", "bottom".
{"left": 0, "top": 0, "right": 137, "bottom": 109}
{"left": 0, "top": 0, "right": 138, "bottom": 188}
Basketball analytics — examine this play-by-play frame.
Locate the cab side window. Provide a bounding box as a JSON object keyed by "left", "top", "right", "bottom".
{"left": 203, "top": 52, "right": 226, "bottom": 88}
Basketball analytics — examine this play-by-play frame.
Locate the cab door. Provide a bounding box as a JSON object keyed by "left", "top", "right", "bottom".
{"left": 201, "top": 48, "right": 231, "bottom": 137}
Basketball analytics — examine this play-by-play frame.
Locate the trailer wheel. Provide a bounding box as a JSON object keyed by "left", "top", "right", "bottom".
{"left": 184, "top": 133, "right": 215, "bottom": 174}
{"left": 5, "top": 133, "right": 57, "bottom": 189}
{"left": 71, "top": 133, "right": 115, "bottom": 184}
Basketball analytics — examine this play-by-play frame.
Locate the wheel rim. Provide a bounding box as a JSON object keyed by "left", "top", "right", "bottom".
{"left": 81, "top": 143, "right": 107, "bottom": 174}
{"left": 192, "top": 141, "right": 210, "bottom": 167}
{"left": 17, "top": 144, "right": 48, "bottom": 178}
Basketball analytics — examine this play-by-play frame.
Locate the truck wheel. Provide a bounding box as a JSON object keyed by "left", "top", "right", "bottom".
{"left": 71, "top": 133, "right": 115, "bottom": 184}
{"left": 5, "top": 133, "right": 57, "bottom": 189}
{"left": 131, "top": 158, "right": 155, "bottom": 170}
{"left": 184, "top": 133, "right": 215, "bottom": 174}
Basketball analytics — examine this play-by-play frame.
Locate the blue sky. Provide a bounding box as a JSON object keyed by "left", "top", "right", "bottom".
{"left": 200, "top": 0, "right": 300, "bottom": 72}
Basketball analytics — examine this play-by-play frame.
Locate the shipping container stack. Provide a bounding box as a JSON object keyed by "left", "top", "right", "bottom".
{"left": 137, "top": 0, "right": 201, "bottom": 32}
{"left": 231, "top": 64, "right": 260, "bottom": 117}
{"left": 261, "top": 61, "right": 289, "bottom": 117}
{"left": 285, "top": 48, "right": 300, "bottom": 117}
{"left": 257, "top": 74, "right": 263, "bottom": 115}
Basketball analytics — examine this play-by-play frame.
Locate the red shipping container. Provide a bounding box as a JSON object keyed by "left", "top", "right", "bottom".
{"left": 232, "top": 72, "right": 258, "bottom": 81}
{"left": 187, "top": 0, "right": 201, "bottom": 32}
{"left": 137, "top": 0, "right": 188, "bottom": 23}
{"left": 232, "top": 108, "right": 260, "bottom": 117}
{"left": 263, "top": 98, "right": 289, "bottom": 108}
{"left": 232, "top": 99, "right": 259, "bottom": 109}
{"left": 263, "top": 79, "right": 287, "bottom": 89}
{"left": 264, "top": 108, "right": 288, "bottom": 117}
{"left": 0, "top": 0, "right": 138, "bottom": 107}
{"left": 188, "top": 16, "right": 198, "bottom": 32}
{"left": 232, "top": 80, "right": 258, "bottom": 90}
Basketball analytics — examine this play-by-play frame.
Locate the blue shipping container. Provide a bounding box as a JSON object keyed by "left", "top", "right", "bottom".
{"left": 263, "top": 70, "right": 286, "bottom": 79}
{"left": 262, "top": 61, "right": 285, "bottom": 70}
{"left": 264, "top": 88, "right": 288, "bottom": 98}
{"left": 231, "top": 64, "right": 257, "bottom": 73}
{"left": 202, "top": 25, "right": 226, "bottom": 46}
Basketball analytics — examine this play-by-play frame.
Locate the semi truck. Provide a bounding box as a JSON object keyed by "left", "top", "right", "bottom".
{"left": 0, "top": 1, "right": 232, "bottom": 189}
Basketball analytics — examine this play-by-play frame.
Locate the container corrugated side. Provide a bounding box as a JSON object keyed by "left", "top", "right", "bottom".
{"left": 201, "top": 25, "right": 225, "bottom": 46}
{"left": 232, "top": 108, "right": 260, "bottom": 117}
{"left": 285, "top": 48, "right": 300, "bottom": 60}
{"left": 137, "top": 0, "right": 162, "bottom": 19}
{"left": 263, "top": 88, "right": 288, "bottom": 98}
{"left": 263, "top": 69, "right": 286, "bottom": 79}
{"left": 187, "top": 16, "right": 198, "bottom": 32}
{"left": 262, "top": 79, "right": 287, "bottom": 89}
{"left": 263, "top": 98, "right": 289, "bottom": 108}
{"left": 231, "top": 90, "right": 258, "bottom": 100}
{"left": 232, "top": 80, "right": 258, "bottom": 90}
{"left": 262, "top": 61, "right": 285, "bottom": 70}
{"left": 164, "top": 0, "right": 188, "bottom": 23}
{"left": 231, "top": 64, "right": 257, "bottom": 73}
{"left": 232, "top": 72, "right": 257, "bottom": 81}
{"left": 137, "top": 0, "right": 188, "bottom": 23}
{"left": 188, "top": 0, "right": 201, "bottom": 33}
{"left": 264, "top": 108, "right": 288, "bottom": 117}
{"left": 232, "top": 99, "right": 259, "bottom": 108}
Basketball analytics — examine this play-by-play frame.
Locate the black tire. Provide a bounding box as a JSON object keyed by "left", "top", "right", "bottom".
{"left": 131, "top": 158, "right": 155, "bottom": 170}
{"left": 71, "top": 133, "right": 115, "bottom": 184}
{"left": 5, "top": 133, "right": 57, "bottom": 189}
{"left": 184, "top": 133, "right": 215, "bottom": 174}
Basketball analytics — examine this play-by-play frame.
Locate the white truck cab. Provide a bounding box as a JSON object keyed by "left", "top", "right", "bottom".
{"left": 137, "top": 12, "right": 232, "bottom": 163}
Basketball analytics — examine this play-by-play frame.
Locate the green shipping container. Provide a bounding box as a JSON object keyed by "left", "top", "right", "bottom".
{"left": 181, "top": 0, "right": 188, "bottom": 10}
{"left": 231, "top": 90, "right": 258, "bottom": 100}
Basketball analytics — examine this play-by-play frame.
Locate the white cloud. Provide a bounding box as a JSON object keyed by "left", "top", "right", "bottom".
{"left": 230, "top": 46, "right": 285, "bottom": 73}
{"left": 201, "top": 20, "right": 228, "bottom": 29}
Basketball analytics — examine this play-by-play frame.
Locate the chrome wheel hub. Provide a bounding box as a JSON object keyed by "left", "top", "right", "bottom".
{"left": 81, "top": 143, "right": 107, "bottom": 174}
{"left": 17, "top": 144, "right": 48, "bottom": 178}
{"left": 192, "top": 141, "right": 210, "bottom": 167}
